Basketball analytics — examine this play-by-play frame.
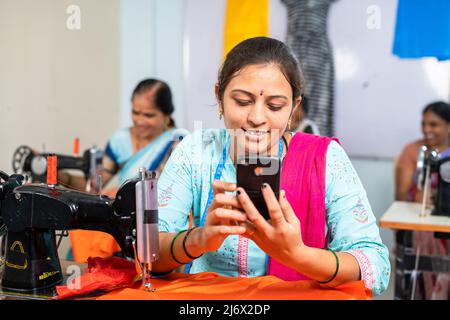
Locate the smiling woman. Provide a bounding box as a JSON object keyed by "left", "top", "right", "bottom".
{"left": 59, "top": 79, "right": 186, "bottom": 191}
{"left": 216, "top": 37, "right": 302, "bottom": 160}
{"left": 219, "top": 64, "right": 298, "bottom": 159}
{"left": 154, "top": 37, "right": 390, "bottom": 296}
{"left": 103, "top": 79, "right": 184, "bottom": 185}
{"left": 395, "top": 101, "right": 450, "bottom": 202}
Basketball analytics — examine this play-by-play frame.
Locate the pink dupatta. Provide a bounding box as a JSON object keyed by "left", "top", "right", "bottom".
{"left": 267, "top": 132, "right": 339, "bottom": 281}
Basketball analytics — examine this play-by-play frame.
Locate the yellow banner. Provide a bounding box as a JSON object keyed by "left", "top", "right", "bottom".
{"left": 223, "top": 0, "right": 269, "bottom": 58}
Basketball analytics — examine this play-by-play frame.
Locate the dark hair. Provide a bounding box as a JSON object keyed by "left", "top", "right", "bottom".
{"left": 217, "top": 37, "right": 304, "bottom": 104}
{"left": 301, "top": 95, "right": 309, "bottom": 116}
{"left": 422, "top": 101, "right": 450, "bottom": 123}
{"left": 131, "top": 79, "right": 175, "bottom": 127}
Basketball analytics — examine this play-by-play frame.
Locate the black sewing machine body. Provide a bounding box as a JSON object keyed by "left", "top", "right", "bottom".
{"left": 432, "top": 155, "right": 450, "bottom": 217}
{"left": 12, "top": 145, "right": 103, "bottom": 183}
{"left": 415, "top": 146, "right": 450, "bottom": 217}
{"left": 0, "top": 173, "right": 138, "bottom": 293}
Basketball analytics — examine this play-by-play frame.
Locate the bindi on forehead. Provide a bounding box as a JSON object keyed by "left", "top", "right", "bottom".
{"left": 260, "top": 90, "right": 264, "bottom": 96}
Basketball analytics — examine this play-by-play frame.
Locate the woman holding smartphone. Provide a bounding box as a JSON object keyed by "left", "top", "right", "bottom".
{"left": 153, "top": 37, "right": 390, "bottom": 296}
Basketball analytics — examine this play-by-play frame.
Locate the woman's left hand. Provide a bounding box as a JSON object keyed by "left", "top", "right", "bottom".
{"left": 236, "top": 184, "right": 306, "bottom": 267}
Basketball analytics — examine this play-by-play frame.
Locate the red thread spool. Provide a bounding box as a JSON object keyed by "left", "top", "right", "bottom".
{"left": 73, "top": 138, "right": 80, "bottom": 157}
{"left": 46, "top": 154, "right": 57, "bottom": 186}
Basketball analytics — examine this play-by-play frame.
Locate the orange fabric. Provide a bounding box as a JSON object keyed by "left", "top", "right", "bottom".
{"left": 56, "top": 257, "right": 138, "bottom": 299}
{"left": 70, "top": 230, "right": 121, "bottom": 263}
{"left": 56, "top": 256, "right": 370, "bottom": 300}
{"left": 97, "top": 273, "right": 371, "bottom": 300}
{"left": 103, "top": 187, "right": 118, "bottom": 197}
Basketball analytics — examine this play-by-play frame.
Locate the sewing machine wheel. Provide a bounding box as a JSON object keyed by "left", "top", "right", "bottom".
{"left": 30, "top": 156, "right": 47, "bottom": 176}
{"left": 440, "top": 160, "right": 450, "bottom": 183}
{"left": 11, "top": 145, "right": 33, "bottom": 174}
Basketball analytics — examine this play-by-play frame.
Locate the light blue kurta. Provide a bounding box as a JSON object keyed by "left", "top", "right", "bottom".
{"left": 157, "top": 129, "right": 391, "bottom": 296}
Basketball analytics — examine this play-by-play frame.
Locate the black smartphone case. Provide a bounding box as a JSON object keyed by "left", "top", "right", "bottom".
{"left": 236, "top": 156, "right": 281, "bottom": 220}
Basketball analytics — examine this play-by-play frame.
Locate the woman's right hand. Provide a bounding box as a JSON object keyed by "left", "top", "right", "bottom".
{"left": 198, "top": 180, "right": 247, "bottom": 252}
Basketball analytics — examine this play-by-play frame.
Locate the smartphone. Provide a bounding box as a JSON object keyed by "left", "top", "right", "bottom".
{"left": 236, "top": 156, "right": 281, "bottom": 220}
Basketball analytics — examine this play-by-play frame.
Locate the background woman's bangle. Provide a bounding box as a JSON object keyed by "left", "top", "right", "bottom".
{"left": 317, "top": 249, "right": 339, "bottom": 284}
{"left": 170, "top": 230, "right": 188, "bottom": 265}
{"left": 182, "top": 226, "right": 203, "bottom": 260}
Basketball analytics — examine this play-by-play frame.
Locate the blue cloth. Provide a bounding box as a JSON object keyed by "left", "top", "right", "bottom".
{"left": 105, "top": 127, "right": 188, "bottom": 184}
{"left": 393, "top": 0, "right": 450, "bottom": 61}
{"left": 157, "top": 129, "right": 391, "bottom": 296}
{"left": 441, "top": 147, "right": 450, "bottom": 159}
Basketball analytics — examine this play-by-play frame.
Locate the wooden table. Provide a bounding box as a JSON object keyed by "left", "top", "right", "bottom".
{"left": 380, "top": 201, "right": 450, "bottom": 300}
{"left": 380, "top": 201, "right": 450, "bottom": 233}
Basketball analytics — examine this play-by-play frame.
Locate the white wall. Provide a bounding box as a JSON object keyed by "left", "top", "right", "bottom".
{"left": 119, "top": 0, "right": 185, "bottom": 129}
{"left": 182, "top": 0, "right": 288, "bottom": 131}
{"left": 330, "top": 0, "right": 450, "bottom": 158}
{"left": 119, "top": 0, "right": 154, "bottom": 128}
{"left": 0, "top": 0, "right": 120, "bottom": 171}
{"left": 181, "top": 0, "right": 450, "bottom": 157}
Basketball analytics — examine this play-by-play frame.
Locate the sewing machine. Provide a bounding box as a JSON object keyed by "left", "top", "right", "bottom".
{"left": 431, "top": 154, "right": 450, "bottom": 217}
{"left": 416, "top": 146, "right": 450, "bottom": 217}
{"left": 0, "top": 167, "right": 159, "bottom": 297}
{"left": 11, "top": 145, "right": 103, "bottom": 189}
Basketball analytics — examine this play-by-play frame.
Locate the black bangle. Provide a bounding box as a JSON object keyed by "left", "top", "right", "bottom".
{"left": 182, "top": 227, "right": 203, "bottom": 260}
{"left": 317, "top": 249, "right": 339, "bottom": 284}
{"left": 170, "top": 230, "right": 188, "bottom": 265}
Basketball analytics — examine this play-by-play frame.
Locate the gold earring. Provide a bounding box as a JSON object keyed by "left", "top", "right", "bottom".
{"left": 288, "top": 118, "right": 292, "bottom": 131}
{"left": 218, "top": 107, "right": 223, "bottom": 120}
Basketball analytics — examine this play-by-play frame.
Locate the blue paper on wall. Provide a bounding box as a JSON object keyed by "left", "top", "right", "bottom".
{"left": 393, "top": 0, "right": 450, "bottom": 61}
